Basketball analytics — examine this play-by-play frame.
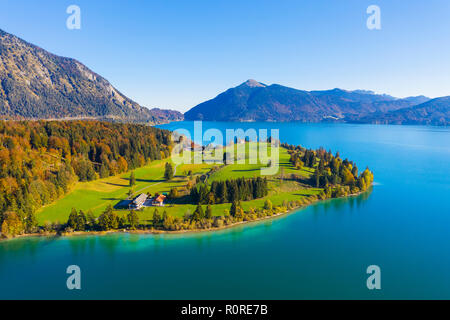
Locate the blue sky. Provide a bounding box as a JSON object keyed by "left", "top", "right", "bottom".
{"left": 1, "top": 0, "right": 450, "bottom": 112}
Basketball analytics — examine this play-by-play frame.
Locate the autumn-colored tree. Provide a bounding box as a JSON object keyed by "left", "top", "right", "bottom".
{"left": 1, "top": 212, "right": 24, "bottom": 238}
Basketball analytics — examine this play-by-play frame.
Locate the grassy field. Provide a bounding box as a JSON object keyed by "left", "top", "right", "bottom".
{"left": 37, "top": 145, "right": 321, "bottom": 225}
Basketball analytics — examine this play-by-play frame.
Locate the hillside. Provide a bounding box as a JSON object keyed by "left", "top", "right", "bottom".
{"left": 357, "top": 96, "right": 450, "bottom": 126}
{"left": 0, "top": 120, "right": 172, "bottom": 229}
{"left": 184, "top": 80, "right": 430, "bottom": 122}
{"left": 0, "top": 29, "right": 181, "bottom": 124}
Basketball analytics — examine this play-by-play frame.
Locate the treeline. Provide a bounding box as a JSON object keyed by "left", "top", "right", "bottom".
{"left": 189, "top": 177, "right": 268, "bottom": 205}
{"left": 59, "top": 195, "right": 321, "bottom": 233}
{"left": 65, "top": 206, "right": 140, "bottom": 232}
{"left": 0, "top": 120, "right": 171, "bottom": 238}
{"left": 282, "top": 143, "right": 374, "bottom": 197}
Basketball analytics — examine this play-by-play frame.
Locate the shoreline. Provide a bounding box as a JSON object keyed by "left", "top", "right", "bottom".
{"left": 0, "top": 188, "right": 370, "bottom": 242}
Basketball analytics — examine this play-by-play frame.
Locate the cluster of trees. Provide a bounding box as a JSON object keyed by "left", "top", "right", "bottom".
{"left": 283, "top": 143, "right": 318, "bottom": 169}
{"left": 66, "top": 206, "right": 140, "bottom": 232}
{"left": 189, "top": 177, "right": 268, "bottom": 205}
{"left": 284, "top": 143, "right": 374, "bottom": 196}
{"left": 151, "top": 195, "right": 320, "bottom": 232}
{"left": 0, "top": 120, "right": 171, "bottom": 238}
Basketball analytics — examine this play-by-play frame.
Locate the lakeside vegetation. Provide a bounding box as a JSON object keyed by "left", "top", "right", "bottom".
{"left": 0, "top": 120, "right": 172, "bottom": 237}
{"left": 0, "top": 121, "right": 373, "bottom": 239}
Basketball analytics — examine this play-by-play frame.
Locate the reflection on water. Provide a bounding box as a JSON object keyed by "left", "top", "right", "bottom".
{"left": 6, "top": 189, "right": 372, "bottom": 258}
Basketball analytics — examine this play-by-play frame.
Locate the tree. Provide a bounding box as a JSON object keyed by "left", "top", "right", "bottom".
{"left": 97, "top": 205, "right": 119, "bottom": 231}
{"left": 67, "top": 208, "right": 78, "bottom": 230}
{"left": 223, "top": 152, "right": 231, "bottom": 165}
{"left": 25, "top": 212, "right": 38, "bottom": 234}
{"left": 1, "top": 212, "right": 24, "bottom": 237}
{"left": 152, "top": 208, "right": 161, "bottom": 227}
{"left": 86, "top": 210, "right": 96, "bottom": 230}
{"left": 314, "top": 170, "right": 321, "bottom": 188}
{"left": 230, "top": 201, "right": 238, "bottom": 217}
{"left": 205, "top": 205, "right": 212, "bottom": 219}
{"left": 169, "top": 188, "right": 178, "bottom": 199}
{"left": 76, "top": 210, "right": 87, "bottom": 231}
{"left": 191, "top": 205, "right": 204, "bottom": 221}
{"left": 164, "top": 162, "right": 174, "bottom": 180}
{"left": 119, "top": 216, "right": 127, "bottom": 229}
{"left": 264, "top": 199, "right": 273, "bottom": 211}
{"left": 352, "top": 165, "right": 359, "bottom": 178}
{"left": 234, "top": 207, "right": 245, "bottom": 221}
{"left": 127, "top": 211, "right": 139, "bottom": 230}
{"left": 295, "top": 160, "right": 304, "bottom": 170}
{"left": 129, "top": 171, "right": 136, "bottom": 187}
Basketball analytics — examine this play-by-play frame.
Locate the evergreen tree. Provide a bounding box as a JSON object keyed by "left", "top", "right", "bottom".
{"left": 314, "top": 170, "right": 321, "bottom": 188}
{"left": 67, "top": 208, "right": 78, "bottom": 230}
{"left": 230, "top": 201, "right": 238, "bottom": 217}
{"left": 25, "top": 212, "right": 38, "bottom": 234}
{"left": 119, "top": 216, "right": 127, "bottom": 229}
{"left": 205, "top": 205, "right": 212, "bottom": 219}
{"left": 164, "top": 162, "right": 174, "bottom": 180}
{"left": 86, "top": 210, "right": 96, "bottom": 230}
{"left": 162, "top": 210, "right": 168, "bottom": 223}
{"left": 76, "top": 210, "right": 87, "bottom": 231}
{"left": 191, "top": 205, "right": 204, "bottom": 221}
{"left": 129, "top": 171, "right": 136, "bottom": 187}
{"left": 152, "top": 208, "right": 161, "bottom": 227}
{"left": 127, "top": 210, "right": 139, "bottom": 230}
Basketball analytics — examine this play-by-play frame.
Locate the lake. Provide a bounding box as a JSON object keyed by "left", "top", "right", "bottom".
{"left": 1, "top": 122, "right": 449, "bottom": 299}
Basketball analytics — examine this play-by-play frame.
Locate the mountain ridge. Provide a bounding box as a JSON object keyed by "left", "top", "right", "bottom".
{"left": 184, "top": 80, "right": 437, "bottom": 123}
{"left": 355, "top": 96, "right": 450, "bottom": 126}
{"left": 0, "top": 29, "right": 182, "bottom": 124}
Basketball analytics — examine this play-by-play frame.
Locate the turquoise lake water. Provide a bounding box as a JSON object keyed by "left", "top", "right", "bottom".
{"left": 0, "top": 122, "right": 449, "bottom": 299}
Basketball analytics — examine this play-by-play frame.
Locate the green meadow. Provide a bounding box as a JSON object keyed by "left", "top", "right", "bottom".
{"left": 37, "top": 146, "right": 321, "bottom": 225}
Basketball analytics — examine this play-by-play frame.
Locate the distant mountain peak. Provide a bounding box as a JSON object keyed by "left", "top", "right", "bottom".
{"left": 185, "top": 81, "right": 435, "bottom": 123}
{"left": 240, "top": 79, "right": 266, "bottom": 88}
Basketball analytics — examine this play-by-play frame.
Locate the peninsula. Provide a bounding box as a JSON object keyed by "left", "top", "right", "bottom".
{"left": 0, "top": 120, "right": 373, "bottom": 239}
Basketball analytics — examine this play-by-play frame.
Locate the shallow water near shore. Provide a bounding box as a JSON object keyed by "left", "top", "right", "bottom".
{"left": 1, "top": 122, "right": 449, "bottom": 299}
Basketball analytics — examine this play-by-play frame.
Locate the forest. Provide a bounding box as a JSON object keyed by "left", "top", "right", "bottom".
{"left": 281, "top": 143, "right": 374, "bottom": 197}
{"left": 0, "top": 120, "right": 172, "bottom": 236}
{"left": 189, "top": 177, "right": 269, "bottom": 205}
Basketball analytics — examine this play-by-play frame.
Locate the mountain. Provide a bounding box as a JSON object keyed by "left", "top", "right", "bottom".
{"left": 357, "top": 96, "right": 450, "bottom": 126}
{"left": 184, "top": 80, "right": 430, "bottom": 122}
{"left": 0, "top": 29, "right": 181, "bottom": 124}
{"left": 148, "top": 108, "right": 184, "bottom": 122}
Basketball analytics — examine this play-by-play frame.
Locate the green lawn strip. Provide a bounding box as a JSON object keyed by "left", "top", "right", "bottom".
{"left": 37, "top": 159, "right": 167, "bottom": 224}
{"left": 118, "top": 187, "right": 323, "bottom": 225}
